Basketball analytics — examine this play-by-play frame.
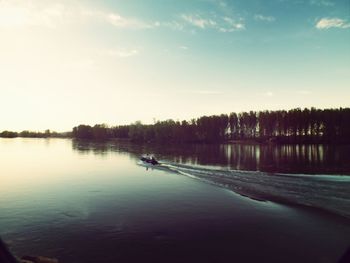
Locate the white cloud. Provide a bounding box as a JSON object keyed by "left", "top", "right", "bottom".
{"left": 180, "top": 13, "right": 244, "bottom": 32}
{"left": 181, "top": 14, "right": 217, "bottom": 29}
{"left": 0, "top": 1, "right": 70, "bottom": 28}
{"left": 221, "top": 17, "right": 245, "bottom": 31}
{"left": 218, "top": 1, "right": 227, "bottom": 8}
{"left": 81, "top": 9, "right": 157, "bottom": 29}
{"left": 316, "top": 18, "right": 350, "bottom": 29}
{"left": 218, "top": 25, "right": 244, "bottom": 32}
{"left": 0, "top": 1, "right": 244, "bottom": 33}
{"left": 179, "top": 46, "right": 189, "bottom": 50}
{"left": 105, "top": 13, "right": 155, "bottom": 29}
{"left": 0, "top": 1, "right": 156, "bottom": 30}
{"left": 310, "top": 0, "right": 335, "bottom": 7}
{"left": 161, "top": 21, "right": 185, "bottom": 31}
{"left": 254, "top": 14, "right": 276, "bottom": 22}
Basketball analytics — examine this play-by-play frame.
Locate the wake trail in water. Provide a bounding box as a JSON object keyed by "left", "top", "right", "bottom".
{"left": 155, "top": 162, "right": 350, "bottom": 219}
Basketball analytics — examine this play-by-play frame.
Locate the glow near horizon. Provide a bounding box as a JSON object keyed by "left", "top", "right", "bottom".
{"left": 0, "top": 0, "right": 349, "bottom": 132}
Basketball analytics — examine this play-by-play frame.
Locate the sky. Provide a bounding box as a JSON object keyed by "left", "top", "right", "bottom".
{"left": 0, "top": 0, "right": 349, "bottom": 132}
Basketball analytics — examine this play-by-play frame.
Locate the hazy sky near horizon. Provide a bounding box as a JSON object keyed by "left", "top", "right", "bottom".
{"left": 0, "top": 0, "right": 349, "bottom": 131}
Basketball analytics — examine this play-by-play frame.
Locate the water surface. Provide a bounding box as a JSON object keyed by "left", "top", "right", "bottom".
{"left": 78, "top": 140, "right": 350, "bottom": 174}
{"left": 0, "top": 138, "right": 349, "bottom": 263}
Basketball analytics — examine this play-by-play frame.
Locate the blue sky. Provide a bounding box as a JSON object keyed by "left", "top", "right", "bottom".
{"left": 0, "top": 0, "right": 349, "bottom": 131}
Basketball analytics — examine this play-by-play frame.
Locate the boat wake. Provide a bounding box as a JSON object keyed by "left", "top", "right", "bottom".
{"left": 156, "top": 162, "right": 350, "bottom": 219}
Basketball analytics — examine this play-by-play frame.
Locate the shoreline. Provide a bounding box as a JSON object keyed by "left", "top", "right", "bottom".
{"left": 3, "top": 136, "right": 350, "bottom": 146}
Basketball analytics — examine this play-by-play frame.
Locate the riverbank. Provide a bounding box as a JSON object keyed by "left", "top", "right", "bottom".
{"left": 3, "top": 134, "right": 350, "bottom": 146}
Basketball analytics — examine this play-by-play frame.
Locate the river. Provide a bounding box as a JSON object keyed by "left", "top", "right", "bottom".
{"left": 0, "top": 138, "right": 349, "bottom": 262}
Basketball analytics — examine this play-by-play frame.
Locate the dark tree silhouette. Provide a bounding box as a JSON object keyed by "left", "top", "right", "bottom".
{"left": 71, "top": 108, "right": 350, "bottom": 143}
{"left": 5, "top": 107, "right": 349, "bottom": 144}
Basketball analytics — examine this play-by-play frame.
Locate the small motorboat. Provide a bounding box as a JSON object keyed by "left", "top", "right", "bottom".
{"left": 140, "top": 155, "right": 159, "bottom": 165}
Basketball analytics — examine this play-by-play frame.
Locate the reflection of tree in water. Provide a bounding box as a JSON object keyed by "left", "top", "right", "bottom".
{"left": 72, "top": 140, "right": 110, "bottom": 156}
{"left": 71, "top": 140, "right": 350, "bottom": 174}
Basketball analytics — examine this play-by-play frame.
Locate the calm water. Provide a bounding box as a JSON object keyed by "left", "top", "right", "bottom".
{"left": 75, "top": 140, "right": 350, "bottom": 175}
{"left": 0, "top": 138, "right": 350, "bottom": 263}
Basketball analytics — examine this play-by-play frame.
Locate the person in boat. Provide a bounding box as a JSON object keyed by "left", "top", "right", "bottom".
{"left": 140, "top": 155, "right": 159, "bottom": 165}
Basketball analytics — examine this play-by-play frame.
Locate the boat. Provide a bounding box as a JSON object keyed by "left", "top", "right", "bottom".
{"left": 140, "top": 156, "right": 159, "bottom": 165}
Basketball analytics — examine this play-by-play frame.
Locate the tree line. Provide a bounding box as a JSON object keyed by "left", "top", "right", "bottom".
{"left": 71, "top": 107, "right": 350, "bottom": 144}
{"left": 0, "top": 130, "right": 71, "bottom": 138}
